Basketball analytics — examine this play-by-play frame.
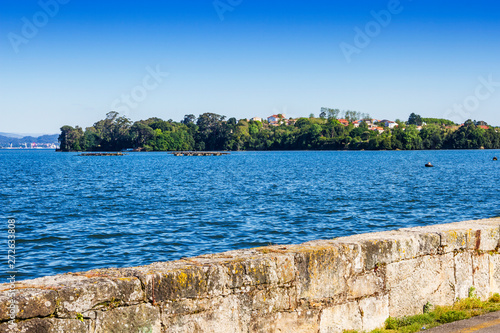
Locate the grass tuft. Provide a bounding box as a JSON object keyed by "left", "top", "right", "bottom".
{"left": 489, "top": 293, "right": 500, "bottom": 303}
{"left": 436, "top": 310, "right": 468, "bottom": 323}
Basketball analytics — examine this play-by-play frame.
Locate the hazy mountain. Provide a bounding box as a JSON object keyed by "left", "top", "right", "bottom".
{"left": 0, "top": 134, "right": 59, "bottom": 147}
{"left": 0, "top": 132, "right": 24, "bottom": 138}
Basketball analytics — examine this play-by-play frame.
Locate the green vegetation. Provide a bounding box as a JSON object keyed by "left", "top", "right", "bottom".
{"left": 343, "top": 292, "right": 500, "bottom": 333}
{"left": 422, "top": 118, "right": 457, "bottom": 126}
{"left": 58, "top": 111, "right": 500, "bottom": 152}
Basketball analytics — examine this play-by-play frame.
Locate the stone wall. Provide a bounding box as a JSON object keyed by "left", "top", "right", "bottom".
{"left": 2, "top": 217, "right": 500, "bottom": 333}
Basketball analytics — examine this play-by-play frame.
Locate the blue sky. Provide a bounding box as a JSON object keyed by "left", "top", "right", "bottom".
{"left": 1, "top": 0, "right": 500, "bottom": 134}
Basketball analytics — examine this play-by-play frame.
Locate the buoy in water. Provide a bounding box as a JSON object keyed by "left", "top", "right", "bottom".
{"left": 494, "top": 157, "right": 498, "bottom": 161}
{"left": 425, "top": 162, "right": 434, "bottom": 167}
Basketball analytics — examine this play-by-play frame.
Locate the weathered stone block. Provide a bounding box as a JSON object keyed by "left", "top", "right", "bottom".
{"left": 95, "top": 303, "right": 161, "bottom": 333}
{"left": 293, "top": 231, "right": 439, "bottom": 302}
{"left": 220, "top": 251, "right": 295, "bottom": 289}
{"left": 318, "top": 295, "right": 388, "bottom": 333}
{"left": 125, "top": 251, "right": 295, "bottom": 304}
{"left": 161, "top": 284, "right": 296, "bottom": 320}
{"left": 406, "top": 219, "right": 500, "bottom": 253}
{"left": 454, "top": 251, "right": 473, "bottom": 300}
{"left": 250, "top": 309, "right": 320, "bottom": 333}
{"left": 489, "top": 253, "right": 500, "bottom": 296}
{"left": 161, "top": 297, "right": 214, "bottom": 318}
{"left": 238, "top": 285, "right": 297, "bottom": 315}
{"left": 472, "top": 253, "right": 491, "bottom": 300}
{"left": 387, "top": 253, "right": 455, "bottom": 317}
{"left": 319, "top": 301, "right": 362, "bottom": 333}
{"left": 162, "top": 294, "right": 247, "bottom": 333}
{"left": 149, "top": 264, "right": 213, "bottom": 302}
{"left": 290, "top": 242, "right": 359, "bottom": 301}
{"left": 334, "top": 230, "right": 441, "bottom": 270}
{"left": 117, "top": 260, "right": 232, "bottom": 302}
{"left": 161, "top": 285, "right": 297, "bottom": 332}
{"left": 0, "top": 318, "right": 89, "bottom": 333}
{"left": 359, "top": 294, "right": 389, "bottom": 331}
{"left": 346, "top": 270, "right": 384, "bottom": 300}
{"left": 0, "top": 288, "right": 57, "bottom": 321}
{"left": 13, "top": 273, "right": 144, "bottom": 318}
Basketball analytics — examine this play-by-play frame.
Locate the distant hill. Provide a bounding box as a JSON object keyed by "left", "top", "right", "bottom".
{"left": 0, "top": 134, "right": 59, "bottom": 147}
{"left": 0, "top": 132, "right": 52, "bottom": 138}
{"left": 0, "top": 132, "right": 23, "bottom": 138}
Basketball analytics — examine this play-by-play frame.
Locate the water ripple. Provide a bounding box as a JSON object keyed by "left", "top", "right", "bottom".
{"left": 0, "top": 149, "right": 499, "bottom": 280}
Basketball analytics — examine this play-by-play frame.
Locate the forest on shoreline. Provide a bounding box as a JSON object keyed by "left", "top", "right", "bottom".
{"left": 58, "top": 111, "right": 500, "bottom": 152}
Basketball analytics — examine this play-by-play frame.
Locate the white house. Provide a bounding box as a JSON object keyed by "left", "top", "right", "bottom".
{"left": 384, "top": 121, "right": 398, "bottom": 129}
{"left": 373, "top": 126, "right": 385, "bottom": 134}
{"left": 267, "top": 114, "right": 285, "bottom": 126}
{"left": 361, "top": 119, "right": 378, "bottom": 126}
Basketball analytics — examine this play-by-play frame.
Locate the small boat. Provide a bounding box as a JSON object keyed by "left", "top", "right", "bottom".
{"left": 425, "top": 162, "right": 434, "bottom": 167}
{"left": 494, "top": 157, "right": 498, "bottom": 161}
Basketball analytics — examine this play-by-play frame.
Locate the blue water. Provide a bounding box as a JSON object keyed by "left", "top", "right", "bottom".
{"left": 1, "top": 150, "right": 499, "bottom": 281}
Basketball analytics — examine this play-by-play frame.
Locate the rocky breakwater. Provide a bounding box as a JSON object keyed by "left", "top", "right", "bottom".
{"left": 2, "top": 217, "right": 500, "bottom": 333}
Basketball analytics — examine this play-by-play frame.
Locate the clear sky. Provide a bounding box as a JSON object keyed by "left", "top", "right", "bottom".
{"left": 1, "top": 0, "right": 499, "bottom": 134}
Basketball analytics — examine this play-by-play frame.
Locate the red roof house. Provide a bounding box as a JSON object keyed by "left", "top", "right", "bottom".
{"left": 338, "top": 119, "right": 349, "bottom": 126}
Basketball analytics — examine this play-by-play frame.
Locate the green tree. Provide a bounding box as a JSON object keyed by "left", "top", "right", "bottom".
{"left": 83, "top": 129, "right": 100, "bottom": 151}
{"left": 91, "top": 111, "right": 132, "bottom": 151}
{"left": 325, "top": 108, "right": 340, "bottom": 120}
{"left": 420, "top": 124, "right": 445, "bottom": 149}
{"left": 444, "top": 120, "right": 488, "bottom": 149}
{"left": 130, "top": 122, "right": 156, "bottom": 148}
{"left": 402, "top": 125, "right": 423, "bottom": 150}
{"left": 408, "top": 113, "right": 423, "bottom": 126}
{"left": 195, "top": 113, "right": 228, "bottom": 151}
{"left": 58, "top": 126, "right": 84, "bottom": 151}
{"left": 344, "top": 110, "right": 360, "bottom": 122}
{"left": 182, "top": 114, "right": 196, "bottom": 125}
{"left": 422, "top": 118, "right": 456, "bottom": 126}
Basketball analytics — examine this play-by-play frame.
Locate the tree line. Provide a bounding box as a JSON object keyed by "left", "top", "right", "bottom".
{"left": 58, "top": 111, "right": 500, "bottom": 152}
